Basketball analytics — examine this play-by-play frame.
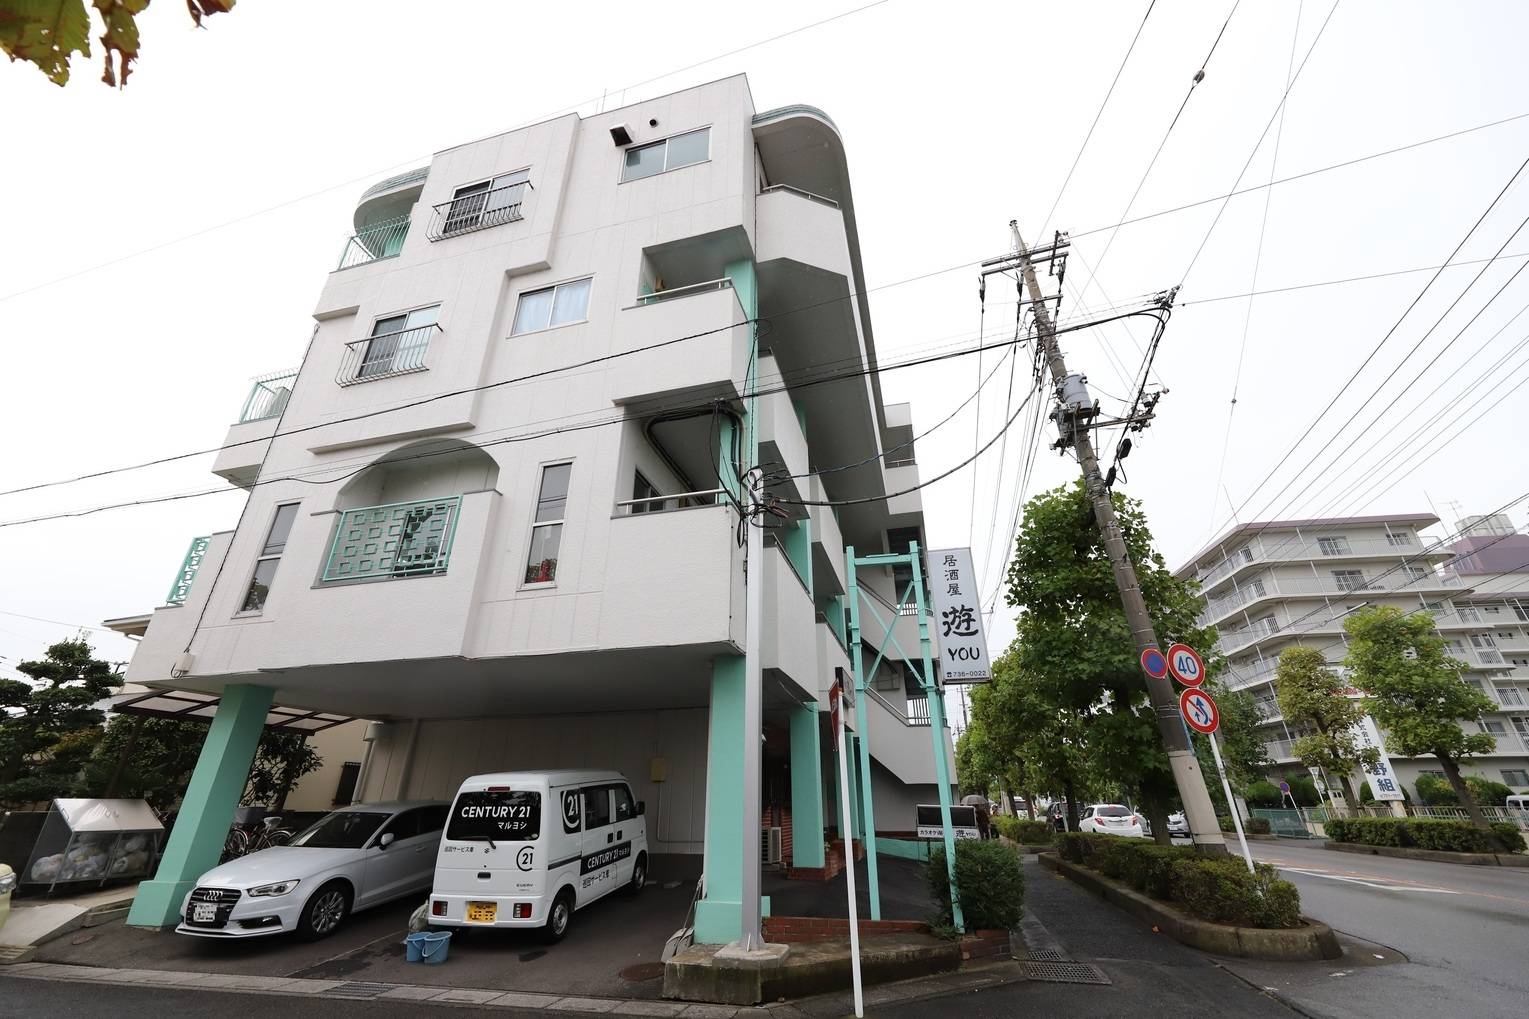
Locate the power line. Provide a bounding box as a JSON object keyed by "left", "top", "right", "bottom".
{"left": 1180, "top": 250, "right": 1529, "bottom": 305}
{"left": 0, "top": 608, "right": 111, "bottom": 634}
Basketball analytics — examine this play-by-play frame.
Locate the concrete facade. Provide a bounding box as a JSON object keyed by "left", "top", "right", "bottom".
{"left": 115, "top": 76, "right": 954, "bottom": 934}
{"left": 1180, "top": 513, "right": 1529, "bottom": 799}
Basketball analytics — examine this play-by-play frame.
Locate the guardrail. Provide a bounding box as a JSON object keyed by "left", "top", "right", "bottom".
{"left": 614, "top": 487, "right": 728, "bottom": 515}
{"left": 337, "top": 324, "right": 440, "bottom": 386}
{"left": 636, "top": 277, "right": 734, "bottom": 306}
{"left": 760, "top": 183, "right": 840, "bottom": 208}
{"left": 426, "top": 180, "right": 531, "bottom": 240}
{"left": 337, "top": 214, "right": 411, "bottom": 270}
{"left": 237, "top": 369, "right": 298, "bottom": 423}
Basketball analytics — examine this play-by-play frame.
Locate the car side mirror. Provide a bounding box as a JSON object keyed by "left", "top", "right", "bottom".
{"left": 636, "top": 801, "right": 646, "bottom": 816}
{"left": 378, "top": 832, "right": 395, "bottom": 849}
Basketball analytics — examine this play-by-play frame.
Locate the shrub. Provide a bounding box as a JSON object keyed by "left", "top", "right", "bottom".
{"left": 927, "top": 839, "right": 1025, "bottom": 930}
{"left": 993, "top": 816, "right": 1054, "bottom": 844}
{"left": 1326, "top": 816, "right": 1525, "bottom": 854}
{"left": 1171, "top": 859, "right": 1302, "bottom": 928}
{"left": 1414, "top": 774, "right": 1457, "bottom": 806}
{"left": 1243, "top": 780, "right": 1283, "bottom": 808}
{"left": 1246, "top": 815, "right": 1272, "bottom": 835}
{"left": 1286, "top": 775, "right": 1320, "bottom": 807}
{"left": 1466, "top": 775, "right": 1513, "bottom": 807}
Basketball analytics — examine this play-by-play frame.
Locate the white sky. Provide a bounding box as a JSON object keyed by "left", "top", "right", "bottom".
{"left": 3, "top": 0, "right": 1528, "bottom": 695}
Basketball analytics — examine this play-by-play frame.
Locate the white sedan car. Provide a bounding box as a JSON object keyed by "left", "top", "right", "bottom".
{"left": 1077, "top": 803, "right": 1145, "bottom": 838}
{"left": 177, "top": 801, "right": 447, "bottom": 940}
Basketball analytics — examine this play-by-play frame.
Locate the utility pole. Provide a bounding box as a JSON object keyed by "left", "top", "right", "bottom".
{"left": 1003, "top": 221, "right": 1226, "bottom": 853}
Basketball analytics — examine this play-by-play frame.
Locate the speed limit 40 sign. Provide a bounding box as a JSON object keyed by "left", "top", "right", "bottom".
{"left": 1166, "top": 643, "right": 1205, "bottom": 687}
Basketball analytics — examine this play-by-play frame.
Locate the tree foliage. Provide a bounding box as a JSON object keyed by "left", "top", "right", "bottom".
{"left": 0, "top": 638, "right": 118, "bottom": 807}
{"left": 1344, "top": 605, "right": 1497, "bottom": 828}
{"left": 1274, "top": 646, "right": 1377, "bottom": 807}
{"left": 0, "top": 0, "right": 235, "bottom": 87}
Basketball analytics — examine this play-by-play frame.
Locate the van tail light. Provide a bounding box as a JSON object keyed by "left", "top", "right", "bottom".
{"left": 513, "top": 903, "right": 532, "bottom": 919}
{"left": 431, "top": 900, "right": 446, "bottom": 917}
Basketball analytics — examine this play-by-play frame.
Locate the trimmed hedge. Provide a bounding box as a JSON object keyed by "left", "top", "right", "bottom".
{"left": 1219, "top": 815, "right": 1272, "bottom": 835}
{"left": 994, "top": 816, "right": 1055, "bottom": 843}
{"left": 1053, "top": 832, "right": 1302, "bottom": 929}
{"left": 1326, "top": 816, "right": 1526, "bottom": 855}
{"left": 927, "top": 839, "right": 1025, "bottom": 930}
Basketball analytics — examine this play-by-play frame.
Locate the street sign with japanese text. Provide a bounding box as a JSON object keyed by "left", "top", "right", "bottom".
{"left": 926, "top": 547, "right": 991, "bottom": 684}
{"left": 1352, "top": 715, "right": 1405, "bottom": 801}
{"left": 1166, "top": 643, "right": 1205, "bottom": 687}
{"left": 1179, "top": 687, "right": 1220, "bottom": 734}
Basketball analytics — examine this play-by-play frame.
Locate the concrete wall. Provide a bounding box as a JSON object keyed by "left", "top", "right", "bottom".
{"left": 283, "top": 719, "right": 370, "bottom": 812}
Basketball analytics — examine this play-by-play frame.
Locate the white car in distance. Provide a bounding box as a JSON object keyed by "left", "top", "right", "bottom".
{"left": 1077, "top": 803, "right": 1145, "bottom": 838}
{"left": 177, "top": 801, "right": 447, "bottom": 940}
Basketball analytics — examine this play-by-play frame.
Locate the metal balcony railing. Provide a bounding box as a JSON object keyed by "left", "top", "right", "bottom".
{"left": 426, "top": 180, "right": 531, "bottom": 241}
{"left": 759, "top": 183, "right": 840, "bottom": 208}
{"left": 321, "top": 497, "right": 461, "bottom": 583}
{"left": 907, "top": 696, "right": 933, "bottom": 726}
{"left": 1197, "top": 535, "right": 1448, "bottom": 589}
{"left": 336, "top": 214, "right": 411, "bottom": 270}
{"left": 237, "top": 369, "right": 298, "bottom": 423}
{"left": 337, "top": 324, "right": 440, "bottom": 386}
{"left": 1264, "top": 738, "right": 1298, "bottom": 761}
{"left": 636, "top": 277, "right": 734, "bottom": 306}
{"left": 614, "top": 487, "right": 727, "bottom": 515}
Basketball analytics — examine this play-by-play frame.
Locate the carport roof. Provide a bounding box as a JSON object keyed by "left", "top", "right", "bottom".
{"left": 111, "top": 687, "right": 355, "bottom": 734}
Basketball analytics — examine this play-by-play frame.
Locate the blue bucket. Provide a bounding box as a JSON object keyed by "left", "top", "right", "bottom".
{"left": 405, "top": 930, "right": 452, "bottom": 964}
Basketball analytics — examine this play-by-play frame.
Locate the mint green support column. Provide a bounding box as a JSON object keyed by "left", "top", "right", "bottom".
{"left": 695, "top": 655, "right": 770, "bottom": 943}
{"left": 127, "top": 683, "right": 274, "bottom": 928}
{"left": 790, "top": 704, "right": 826, "bottom": 869}
{"left": 843, "top": 547, "right": 883, "bottom": 920}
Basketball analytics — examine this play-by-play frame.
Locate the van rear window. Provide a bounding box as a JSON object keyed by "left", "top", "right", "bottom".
{"left": 448, "top": 791, "right": 541, "bottom": 841}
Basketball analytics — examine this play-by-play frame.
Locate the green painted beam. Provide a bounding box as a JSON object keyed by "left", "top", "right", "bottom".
{"left": 790, "top": 703, "right": 826, "bottom": 869}
{"left": 127, "top": 684, "right": 274, "bottom": 928}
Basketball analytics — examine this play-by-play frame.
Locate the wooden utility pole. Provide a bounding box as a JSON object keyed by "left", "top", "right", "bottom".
{"left": 1005, "top": 221, "right": 1227, "bottom": 853}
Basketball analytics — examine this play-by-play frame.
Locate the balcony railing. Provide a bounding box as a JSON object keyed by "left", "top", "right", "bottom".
{"left": 615, "top": 487, "right": 728, "bottom": 515}
{"left": 759, "top": 183, "right": 840, "bottom": 208}
{"left": 237, "top": 369, "right": 298, "bottom": 423}
{"left": 426, "top": 180, "right": 531, "bottom": 241}
{"left": 337, "top": 324, "right": 440, "bottom": 386}
{"left": 637, "top": 277, "right": 734, "bottom": 306}
{"left": 1200, "top": 571, "right": 1466, "bottom": 627}
{"left": 907, "top": 696, "right": 932, "bottom": 726}
{"left": 1197, "top": 535, "right": 1448, "bottom": 589}
{"left": 1264, "top": 738, "right": 1298, "bottom": 761}
{"left": 336, "top": 214, "right": 411, "bottom": 270}
{"left": 321, "top": 497, "right": 461, "bottom": 582}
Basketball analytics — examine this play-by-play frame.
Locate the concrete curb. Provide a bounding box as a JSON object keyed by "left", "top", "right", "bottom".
{"left": 1037, "top": 853, "right": 1341, "bottom": 961}
{"left": 1322, "top": 840, "right": 1529, "bottom": 868}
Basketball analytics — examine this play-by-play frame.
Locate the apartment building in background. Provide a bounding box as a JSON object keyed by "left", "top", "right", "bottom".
{"left": 109, "top": 75, "right": 954, "bottom": 941}
{"left": 1179, "top": 512, "right": 1529, "bottom": 797}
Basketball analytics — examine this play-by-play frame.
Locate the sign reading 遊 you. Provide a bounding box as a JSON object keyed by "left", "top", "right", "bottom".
{"left": 926, "top": 547, "right": 991, "bottom": 684}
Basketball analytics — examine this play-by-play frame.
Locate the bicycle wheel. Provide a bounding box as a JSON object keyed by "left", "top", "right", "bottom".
{"left": 222, "top": 827, "right": 250, "bottom": 862}
{"left": 266, "top": 828, "right": 294, "bottom": 848}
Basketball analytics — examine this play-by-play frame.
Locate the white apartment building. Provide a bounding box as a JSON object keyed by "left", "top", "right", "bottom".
{"left": 112, "top": 75, "right": 954, "bottom": 940}
{"left": 1179, "top": 513, "right": 1529, "bottom": 798}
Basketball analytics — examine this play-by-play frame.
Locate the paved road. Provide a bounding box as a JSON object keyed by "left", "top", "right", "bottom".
{"left": 1224, "top": 838, "right": 1529, "bottom": 1019}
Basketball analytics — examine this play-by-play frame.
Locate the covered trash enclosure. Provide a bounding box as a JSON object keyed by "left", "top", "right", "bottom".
{"left": 20, "top": 798, "right": 164, "bottom": 893}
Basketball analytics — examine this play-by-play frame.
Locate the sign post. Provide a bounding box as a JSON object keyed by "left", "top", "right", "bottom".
{"left": 1178, "top": 684, "right": 1254, "bottom": 873}
{"left": 831, "top": 673, "right": 864, "bottom": 1019}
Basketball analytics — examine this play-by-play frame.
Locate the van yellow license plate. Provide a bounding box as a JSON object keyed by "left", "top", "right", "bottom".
{"left": 466, "top": 901, "right": 497, "bottom": 923}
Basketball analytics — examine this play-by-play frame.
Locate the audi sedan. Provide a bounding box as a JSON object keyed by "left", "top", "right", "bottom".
{"left": 177, "top": 801, "right": 446, "bottom": 941}
{"left": 1077, "top": 803, "right": 1145, "bottom": 838}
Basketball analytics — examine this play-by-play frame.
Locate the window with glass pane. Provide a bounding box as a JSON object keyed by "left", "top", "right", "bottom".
{"left": 525, "top": 463, "right": 571, "bottom": 584}
{"left": 512, "top": 279, "right": 590, "bottom": 335}
{"left": 665, "top": 128, "right": 709, "bottom": 169}
{"left": 622, "top": 140, "right": 667, "bottom": 182}
{"left": 632, "top": 472, "right": 660, "bottom": 514}
{"left": 620, "top": 128, "right": 710, "bottom": 182}
{"left": 444, "top": 170, "right": 529, "bottom": 235}
{"left": 242, "top": 503, "right": 299, "bottom": 612}
{"left": 1331, "top": 570, "right": 1365, "bottom": 592}
{"left": 1386, "top": 530, "right": 1412, "bottom": 546}
{"left": 362, "top": 305, "right": 438, "bottom": 377}
{"left": 1317, "top": 536, "right": 1350, "bottom": 556}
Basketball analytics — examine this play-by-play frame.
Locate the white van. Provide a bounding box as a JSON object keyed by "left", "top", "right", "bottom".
{"left": 429, "top": 770, "right": 648, "bottom": 942}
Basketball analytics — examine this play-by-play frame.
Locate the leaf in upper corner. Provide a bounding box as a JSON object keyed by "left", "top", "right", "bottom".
{"left": 184, "top": 0, "right": 232, "bottom": 28}
{"left": 0, "top": 0, "right": 93, "bottom": 86}
{"left": 91, "top": 0, "right": 148, "bottom": 88}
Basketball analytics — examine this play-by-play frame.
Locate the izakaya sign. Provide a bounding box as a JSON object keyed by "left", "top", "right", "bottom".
{"left": 1353, "top": 715, "right": 1405, "bottom": 801}
{"left": 926, "top": 547, "right": 991, "bottom": 684}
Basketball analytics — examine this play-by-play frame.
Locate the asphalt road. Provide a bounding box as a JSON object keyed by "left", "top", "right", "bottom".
{"left": 1222, "top": 838, "right": 1529, "bottom": 1019}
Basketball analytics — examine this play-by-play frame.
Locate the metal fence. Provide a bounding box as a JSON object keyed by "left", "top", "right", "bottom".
{"left": 237, "top": 370, "right": 298, "bottom": 423}
{"left": 337, "top": 214, "right": 411, "bottom": 270}
{"left": 336, "top": 324, "right": 439, "bottom": 386}
{"left": 1253, "top": 804, "right": 1529, "bottom": 834}
{"left": 426, "top": 180, "right": 530, "bottom": 241}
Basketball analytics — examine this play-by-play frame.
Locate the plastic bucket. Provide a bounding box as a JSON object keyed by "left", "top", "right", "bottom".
{"left": 405, "top": 930, "right": 452, "bottom": 964}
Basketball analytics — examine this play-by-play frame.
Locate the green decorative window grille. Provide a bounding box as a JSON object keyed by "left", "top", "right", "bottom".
{"left": 321, "top": 497, "right": 460, "bottom": 582}
{"left": 166, "top": 535, "right": 211, "bottom": 605}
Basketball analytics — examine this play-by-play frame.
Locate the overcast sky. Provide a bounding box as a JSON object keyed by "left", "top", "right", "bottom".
{"left": 3, "top": 0, "right": 1528, "bottom": 693}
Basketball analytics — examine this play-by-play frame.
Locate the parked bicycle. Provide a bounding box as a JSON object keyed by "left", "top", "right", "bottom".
{"left": 220, "top": 815, "right": 294, "bottom": 862}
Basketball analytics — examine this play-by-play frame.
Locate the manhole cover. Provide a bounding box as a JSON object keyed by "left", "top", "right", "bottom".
{"left": 1016, "top": 961, "right": 1110, "bottom": 985}
{"left": 619, "top": 962, "right": 667, "bottom": 982}
{"left": 324, "top": 981, "right": 394, "bottom": 999}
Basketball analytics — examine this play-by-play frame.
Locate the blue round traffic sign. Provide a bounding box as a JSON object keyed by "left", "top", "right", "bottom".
{"left": 1140, "top": 647, "right": 1168, "bottom": 679}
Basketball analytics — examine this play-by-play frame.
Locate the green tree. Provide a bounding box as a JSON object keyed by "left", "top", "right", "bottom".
{"left": 1344, "top": 606, "right": 1497, "bottom": 829}
{"left": 0, "top": 638, "right": 119, "bottom": 806}
{"left": 1274, "top": 646, "right": 1377, "bottom": 810}
{"left": 1003, "top": 481, "right": 1221, "bottom": 844}
{"left": 243, "top": 730, "right": 322, "bottom": 811}
{"left": 0, "top": 0, "right": 234, "bottom": 88}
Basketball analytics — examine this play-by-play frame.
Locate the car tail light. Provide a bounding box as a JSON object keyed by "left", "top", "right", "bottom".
{"left": 431, "top": 900, "right": 446, "bottom": 917}
{"left": 513, "top": 903, "right": 532, "bottom": 919}
{"left": 1133, "top": 815, "right": 1141, "bottom": 825}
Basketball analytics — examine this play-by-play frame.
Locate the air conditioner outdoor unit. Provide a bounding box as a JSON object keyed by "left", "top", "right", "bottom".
{"left": 761, "top": 826, "right": 784, "bottom": 866}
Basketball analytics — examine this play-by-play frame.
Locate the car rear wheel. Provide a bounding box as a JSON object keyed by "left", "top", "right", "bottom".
{"left": 297, "top": 881, "right": 351, "bottom": 941}
{"left": 543, "top": 889, "right": 575, "bottom": 944}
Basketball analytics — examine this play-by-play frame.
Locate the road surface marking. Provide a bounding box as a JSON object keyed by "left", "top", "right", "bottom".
{"left": 1277, "top": 866, "right": 1461, "bottom": 893}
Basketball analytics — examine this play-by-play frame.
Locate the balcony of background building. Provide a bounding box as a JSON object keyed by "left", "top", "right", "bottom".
{"left": 336, "top": 323, "right": 441, "bottom": 387}
{"left": 212, "top": 368, "right": 298, "bottom": 488}
{"left": 335, "top": 167, "right": 425, "bottom": 271}
{"left": 425, "top": 175, "right": 531, "bottom": 241}
{"left": 1196, "top": 534, "right": 1452, "bottom": 591}
{"left": 1199, "top": 570, "right": 1466, "bottom": 628}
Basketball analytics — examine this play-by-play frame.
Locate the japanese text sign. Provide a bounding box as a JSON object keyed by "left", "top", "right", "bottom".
{"left": 1352, "top": 715, "right": 1405, "bottom": 801}
{"left": 926, "top": 547, "right": 991, "bottom": 684}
